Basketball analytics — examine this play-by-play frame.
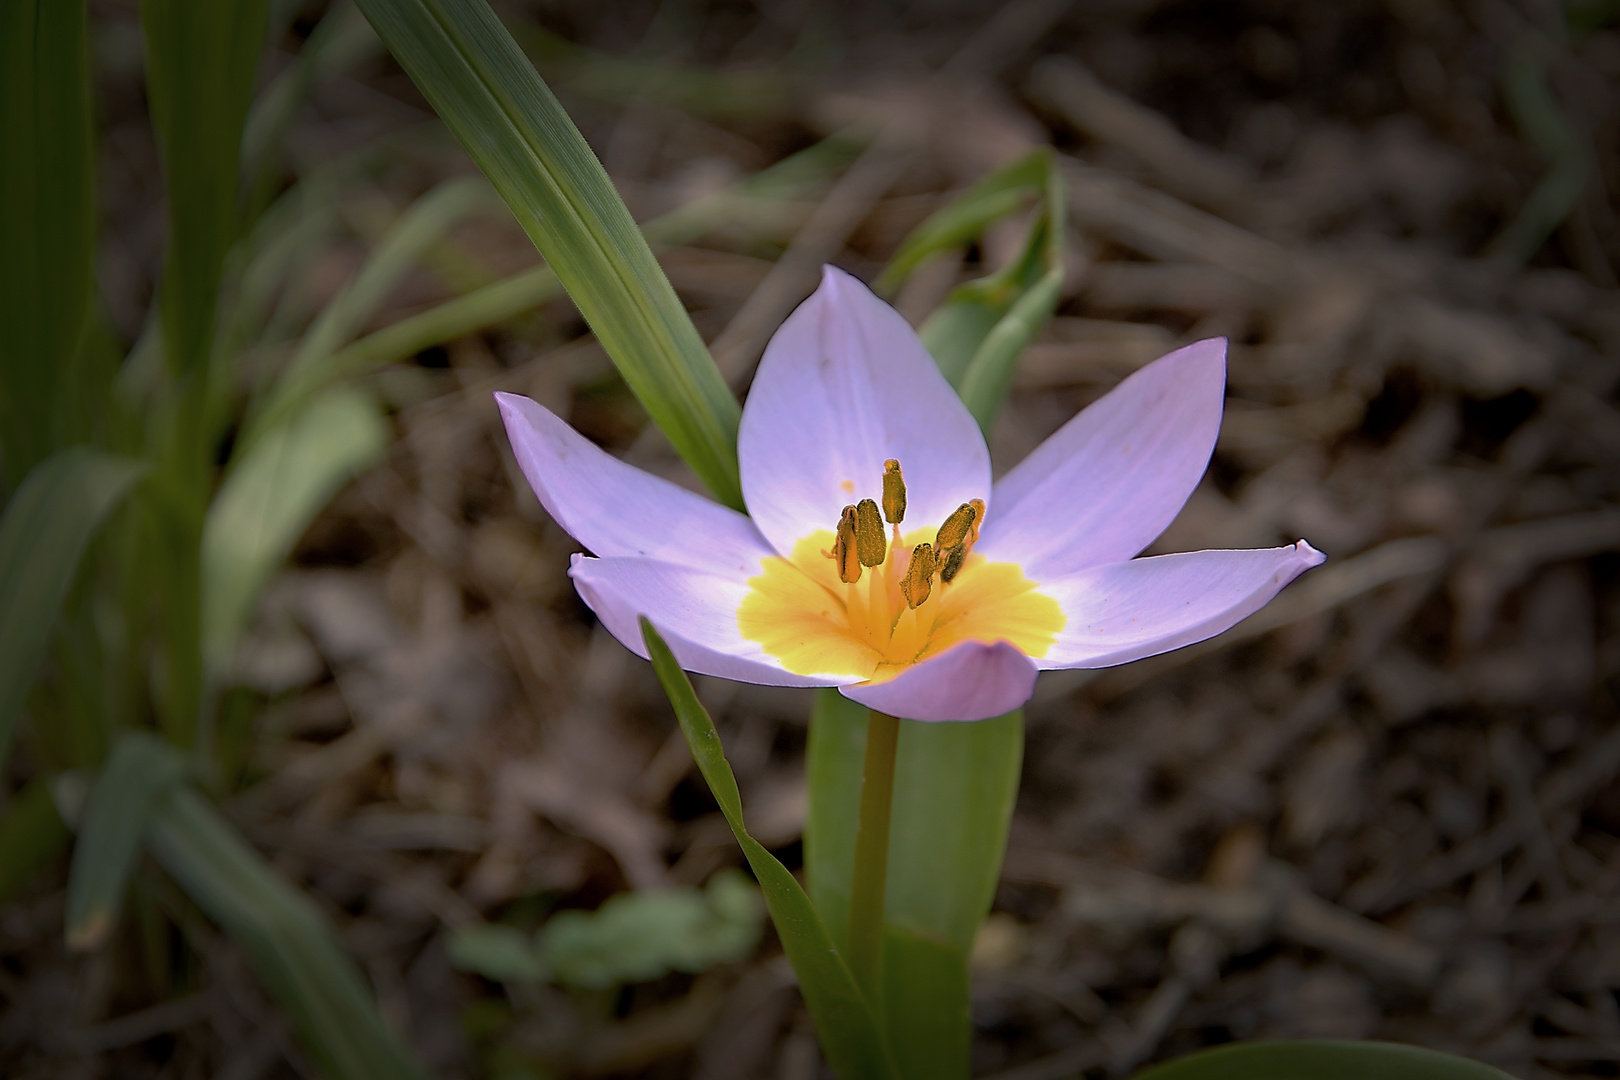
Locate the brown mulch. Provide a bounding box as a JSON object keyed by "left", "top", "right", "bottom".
{"left": 8, "top": 1, "right": 1620, "bottom": 1077}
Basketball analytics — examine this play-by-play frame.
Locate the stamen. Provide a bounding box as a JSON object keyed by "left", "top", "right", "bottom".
{"left": 882, "top": 459, "right": 907, "bottom": 525}
{"left": 854, "top": 499, "right": 886, "bottom": 567}
{"left": 832, "top": 505, "right": 862, "bottom": 584}
{"left": 935, "top": 502, "right": 978, "bottom": 552}
{"left": 900, "top": 543, "right": 936, "bottom": 608}
{"left": 937, "top": 499, "right": 986, "bottom": 584}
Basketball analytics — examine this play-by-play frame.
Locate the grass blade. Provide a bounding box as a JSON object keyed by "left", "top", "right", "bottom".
{"left": 142, "top": 0, "right": 271, "bottom": 376}
{"left": 354, "top": 0, "right": 744, "bottom": 507}
{"left": 65, "top": 731, "right": 188, "bottom": 950}
{"left": 641, "top": 619, "right": 897, "bottom": 1080}
{"left": 0, "top": 0, "right": 96, "bottom": 479}
{"left": 203, "top": 387, "right": 388, "bottom": 672}
{"left": 0, "top": 448, "right": 145, "bottom": 768}
{"left": 146, "top": 785, "right": 428, "bottom": 1080}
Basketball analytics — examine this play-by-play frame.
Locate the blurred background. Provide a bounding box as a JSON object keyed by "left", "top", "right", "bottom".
{"left": 7, "top": 0, "right": 1620, "bottom": 1077}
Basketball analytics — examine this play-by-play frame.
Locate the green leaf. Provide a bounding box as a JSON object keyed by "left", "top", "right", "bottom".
{"left": 540, "top": 869, "right": 764, "bottom": 989}
{"left": 0, "top": 448, "right": 146, "bottom": 768}
{"left": 65, "top": 731, "right": 188, "bottom": 951}
{"left": 805, "top": 689, "right": 868, "bottom": 953}
{"left": 318, "top": 131, "right": 863, "bottom": 387}
{"left": 243, "top": 175, "right": 491, "bottom": 452}
{"left": 640, "top": 619, "right": 897, "bottom": 1080}
{"left": 872, "top": 153, "right": 1047, "bottom": 297}
{"left": 1130, "top": 1040, "right": 1514, "bottom": 1080}
{"left": 355, "top": 0, "right": 744, "bottom": 508}
{"left": 243, "top": 2, "right": 383, "bottom": 219}
{"left": 881, "top": 927, "right": 971, "bottom": 1080}
{"left": 0, "top": 776, "right": 71, "bottom": 905}
{"left": 145, "top": 784, "right": 428, "bottom": 1080}
{"left": 878, "top": 149, "right": 1066, "bottom": 432}
{"left": 202, "top": 387, "right": 388, "bottom": 672}
{"left": 511, "top": 23, "right": 797, "bottom": 120}
{"left": 0, "top": 0, "right": 96, "bottom": 478}
{"left": 448, "top": 924, "right": 548, "bottom": 984}
{"left": 142, "top": 0, "right": 271, "bottom": 377}
{"left": 805, "top": 692, "right": 1022, "bottom": 1080}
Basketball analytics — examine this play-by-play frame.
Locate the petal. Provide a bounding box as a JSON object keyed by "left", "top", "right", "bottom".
{"left": 570, "top": 554, "right": 857, "bottom": 688}
{"left": 839, "top": 640, "right": 1038, "bottom": 722}
{"left": 738, "top": 266, "right": 991, "bottom": 559}
{"left": 497, "top": 392, "right": 774, "bottom": 575}
{"left": 977, "top": 339, "right": 1226, "bottom": 580}
{"left": 1037, "top": 541, "right": 1324, "bottom": 669}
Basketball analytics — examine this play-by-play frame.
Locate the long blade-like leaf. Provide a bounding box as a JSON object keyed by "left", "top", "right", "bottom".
{"left": 0, "top": 448, "right": 145, "bottom": 767}
{"left": 641, "top": 619, "right": 897, "bottom": 1080}
{"left": 0, "top": 0, "right": 96, "bottom": 479}
{"left": 354, "top": 0, "right": 744, "bottom": 507}
{"left": 146, "top": 785, "right": 428, "bottom": 1080}
{"left": 203, "top": 387, "right": 388, "bottom": 671}
{"left": 142, "top": 0, "right": 271, "bottom": 376}
{"left": 66, "top": 731, "right": 188, "bottom": 950}
{"left": 1130, "top": 1040, "right": 1513, "bottom": 1080}
{"left": 805, "top": 691, "right": 1022, "bottom": 1080}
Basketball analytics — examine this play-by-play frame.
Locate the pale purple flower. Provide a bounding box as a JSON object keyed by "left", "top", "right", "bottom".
{"left": 497, "top": 267, "right": 1323, "bottom": 722}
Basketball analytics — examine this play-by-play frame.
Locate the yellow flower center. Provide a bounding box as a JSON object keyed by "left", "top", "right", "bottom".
{"left": 737, "top": 460, "right": 1064, "bottom": 684}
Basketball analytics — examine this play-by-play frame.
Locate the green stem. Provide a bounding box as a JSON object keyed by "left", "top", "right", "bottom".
{"left": 848, "top": 708, "right": 900, "bottom": 1005}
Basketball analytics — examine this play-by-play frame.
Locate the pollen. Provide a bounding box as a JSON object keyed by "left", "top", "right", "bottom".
{"left": 738, "top": 461, "right": 1064, "bottom": 682}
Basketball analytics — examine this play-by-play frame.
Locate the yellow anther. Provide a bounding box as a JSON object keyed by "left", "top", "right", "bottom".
{"left": 901, "top": 543, "right": 937, "bottom": 608}
{"left": 831, "top": 505, "right": 861, "bottom": 584}
{"left": 854, "top": 499, "right": 886, "bottom": 567}
{"left": 935, "top": 501, "right": 978, "bottom": 552}
{"left": 940, "top": 541, "right": 968, "bottom": 583}
{"left": 882, "top": 459, "right": 907, "bottom": 525}
{"left": 967, "top": 498, "right": 985, "bottom": 544}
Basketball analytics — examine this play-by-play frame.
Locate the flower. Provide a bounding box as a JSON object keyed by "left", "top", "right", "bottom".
{"left": 497, "top": 267, "right": 1323, "bottom": 722}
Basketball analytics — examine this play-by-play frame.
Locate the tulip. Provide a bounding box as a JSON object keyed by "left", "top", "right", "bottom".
{"left": 497, "top": 267, "right": 1321, "bottom": 722}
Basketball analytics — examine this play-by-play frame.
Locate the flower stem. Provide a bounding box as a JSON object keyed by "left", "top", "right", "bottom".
{"left": 848, "top": 708, "right": 900, "bottom": 1006}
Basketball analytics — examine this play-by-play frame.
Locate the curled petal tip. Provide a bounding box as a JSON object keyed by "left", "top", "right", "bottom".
{"left": 1293, "top": 539, "right": 1326, "bottom": 568}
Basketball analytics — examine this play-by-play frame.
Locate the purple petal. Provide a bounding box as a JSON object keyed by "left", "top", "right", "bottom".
{"left": 839, "top": 640, "right": 1038, "bottom": 722}
{"left": 570, "top": 554, "right": 854, "bottom": 688}
{"left": 497, "top": 392, "right": 775, "bottom": 575}
{"left": 977, "top": 339, "right": 1226, "bottom": 580}
{"left": 739, "top": 266, "right": 991, "bottom": 559}
{"left": 1038, "top": 541, "right": 1324, "bottom": 669}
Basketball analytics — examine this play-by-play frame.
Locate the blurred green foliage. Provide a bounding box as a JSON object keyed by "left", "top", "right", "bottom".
{"left": 448, "top": 869, "right": 765, "bottom": 990}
